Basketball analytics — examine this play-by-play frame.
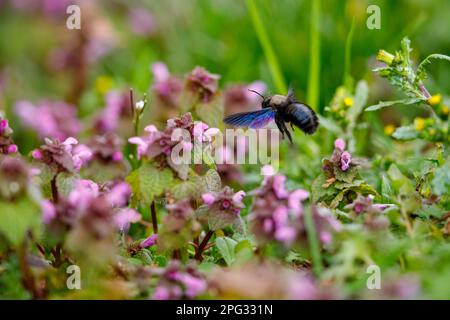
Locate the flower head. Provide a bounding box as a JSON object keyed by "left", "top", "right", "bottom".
{"left": 0, "top": 117, "right": 18, "bottom": 155}
{"left": 152, "top": 261, "right": 207, "bottom": 300}
{"left": 32, "top": 137, "right": 92, "bottom": 173}
{"left": 15, "top": 100, "right": 80, "bottom": 140}
{"left": 185, "top": 66, "right": 220, "bottom": 103}
{"left": 151, "top": 62, "right": 183, "bottom": 108}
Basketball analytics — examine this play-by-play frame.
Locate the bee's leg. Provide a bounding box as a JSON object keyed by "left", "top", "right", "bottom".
{"left": 275, "top": 117, "right": 286, "bottom": 139}
{"left": 283, "top": 124, "right": 293, "bottom": 144}
{"left": 290, "top": 122, "right": 295, "bottom": 131}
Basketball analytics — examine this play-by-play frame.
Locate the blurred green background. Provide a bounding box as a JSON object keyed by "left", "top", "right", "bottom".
{"left": 1, "top": 0, "right": 449, "bottom": 109}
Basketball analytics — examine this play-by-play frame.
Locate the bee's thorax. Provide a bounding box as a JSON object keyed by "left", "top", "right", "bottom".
{"left": 269, "top": 95, "right": 287, "bottom": 106}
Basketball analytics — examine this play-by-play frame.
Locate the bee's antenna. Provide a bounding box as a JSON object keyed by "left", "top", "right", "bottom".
{"left": 248, "top": 89, "right": 265, "bottom": 100}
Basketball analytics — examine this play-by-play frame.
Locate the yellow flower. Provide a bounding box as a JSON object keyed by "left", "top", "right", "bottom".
{"left": 384, "top": 124, "right": 395, "bottom": 136}
{"left": 428, "top": 128, "right": 436, "bottom": 136}
{"left": 440, "top": 105, "right": 449, "bottom": 116}
{"left": 414, "top": 117, "right": 425, "bottom": 131}
{"left": 343, "top": 97, "right": 353, "bottom": 108}
{"left": 427, "top": 94, "right": 442, "bottom": 106}
{"left": 376, "top": 50, "right": 395, "bottom": 65}
{"left": 95, "top": 75, "right": 113, "bottom": 95}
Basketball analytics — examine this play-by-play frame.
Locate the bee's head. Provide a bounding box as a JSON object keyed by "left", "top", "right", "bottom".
{"left": 248, "top": 89, "right": 272, "bottom": 108}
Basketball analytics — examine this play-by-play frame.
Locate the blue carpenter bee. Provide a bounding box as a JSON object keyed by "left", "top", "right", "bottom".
{"left": 223, "top": 89, "right": 319, "bottom": 143}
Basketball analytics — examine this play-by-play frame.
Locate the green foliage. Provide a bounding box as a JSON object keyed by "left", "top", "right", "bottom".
{"left": 0, "top": 198, "right": 41, "bottom": 246}
{"left": 126, "top": 163, "right": 174, "bottom": 206}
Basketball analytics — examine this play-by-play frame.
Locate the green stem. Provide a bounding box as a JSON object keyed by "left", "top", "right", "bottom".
{"left": 304, "top": 205, "right": 323, "bottom": 276}
{"left": 245, "top": 0, "right": 287, "bottom": 94}
{"left": 306, "top": 0, "right": 321, "bottom": 110}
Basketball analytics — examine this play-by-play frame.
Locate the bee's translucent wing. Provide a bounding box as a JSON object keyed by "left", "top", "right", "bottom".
{"left": 223, "top": 108, "right": 275, "bottom": 128}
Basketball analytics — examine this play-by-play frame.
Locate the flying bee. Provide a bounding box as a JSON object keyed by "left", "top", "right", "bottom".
{"left": 223, "top": 88, "right": 319, "bottom": 143}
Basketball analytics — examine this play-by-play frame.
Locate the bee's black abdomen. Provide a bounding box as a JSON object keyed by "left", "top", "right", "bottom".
{"left": 284, "top": 103, "right": 319, "bottom": 134}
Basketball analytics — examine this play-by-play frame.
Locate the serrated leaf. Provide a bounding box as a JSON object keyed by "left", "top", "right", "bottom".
{"left": 126, "top": 164, "right": 174, "bottom": 206}
{"left": 432, "top": 160, "right": 450, "bottom": 196}
{"left": 203, "top": 169, "right": 221, "bottom": 192}
{"left": 0, "top": 199, "right": 41, "bottom": 245}
{"left": 216, "top": 237, "right": 237, "bottom": 266}
{"left": 365, "top": 98, "right": 422, "bottom": 111}
{"left": 417, "top": 54, "right": 450, "bottom": 81}
{"left": 55, "top": 172, "right": 79, "bottom": 198}
{"left": 334, "top": 165, "right": 358, "bottom": 183}
{"left": 392, "top": 126, "right": 418, "bottom": 140}
{"left": 208, "top": 210, "right": 239, "bottom": 231}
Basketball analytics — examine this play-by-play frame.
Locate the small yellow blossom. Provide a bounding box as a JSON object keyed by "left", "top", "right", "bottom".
{"left": 440, "top": 105, "right": 449, "bottom": 116}
{"left": 428, "top": 128, "right": 436, "bottom": 136}
{"left": 376, "top": 50, "right": 395, "bottom": 65}
{"left": 384, "top": 124, "right": 395, "bottom": 136}
{"left": 414, "top": 117, "right": 425, "bottom": 131}
{"left": 427, "top": 94, "right": 442, "bottom": 106}
{"left": 95, "top": 75, "right": 113, "bottom": 95}
{"left": 343, "top": 97, "right": 353, "bottom": 108}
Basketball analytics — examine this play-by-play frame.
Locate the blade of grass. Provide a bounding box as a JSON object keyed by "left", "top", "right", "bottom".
{"left": 304, "top": 205, "right": 323, "bottom": 276}
{"left": 343, "top": 17, "right": 356, "bottom": 90}
{"left": 306, "top": 0, "right": 321, "bottom": 110}
{"left": 245, "top": 0, "right": 287, "bottom": 94}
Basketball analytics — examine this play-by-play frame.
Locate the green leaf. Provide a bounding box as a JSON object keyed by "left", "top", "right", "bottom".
{"left": 204, "top": 169, "right": 221, "bottom": 192}
{"left": 392, "top": 126, "right": 419, "bottom": 140}
{"left": 432, "top": 160, "right": 450, "bottom": 196}
{"left": 417, "top": 54, "right": 450, "bottom": 81}
{"left": 365, "top": 98, "right": 422, "bottom": 111}
{"left": 208, "top": 210, "right": 239, "bottom": 231}
{"left": 349, "top": 80, "right": 369, "bottom": 120}
{"left": 216, "top": 236, "right": 237, "bottom": 266}
{"left": 334, "top": 165, "right": 358, "bottom": 183}
{"left": 55, "top": 172, "right": 79, "bottom": 198}
{"left": 126, "top": 164, "right": 174, "bottom": 206}
{"left": 0, "top": 199, "right": 41, "bottom": 245}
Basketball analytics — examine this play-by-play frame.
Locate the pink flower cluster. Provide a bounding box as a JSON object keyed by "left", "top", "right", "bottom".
{"left": 88, "top": 133, "right": 124, "bottom": 163}
{"left": 0, "top": 117, "right": 18, "bottom": 155}
{"left": 151, "top": 62, "right": 184, "bottom": 109}
{"left": 129, "top": 113, "right": 219, "bottom": 179}
{"left": 185, "top": 66, "right": 220, "bottom": 103}
{"left": 202, "top": 187, "right": 245, "bottom": 216}
{"left": 331, "top": 138, "right": 351, "bottom": 171}
{"left": 15, "top": 100, "right": 80, "bottom": 140}
{"left": 152, "top": 261, "right": 207, "bottom": 300}
{"left": 94, "top": 91, "right": 132, "bottom": 134}
{"left": 42, "top": 179, "right": 140, "bottom": 233}
{"left": 248, "top": 174, "right": 310, "bottom": 246}
{"left": 32, "top": 137, "right": 92, "bottom": 173}
{"left": 249, "top": 172, "right": 341, "bottom": 247}
{"left": 224, "top": 81, "right": 267, "bottom": 115}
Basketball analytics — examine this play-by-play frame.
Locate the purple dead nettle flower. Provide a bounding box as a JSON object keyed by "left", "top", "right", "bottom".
{"left": 152, "top": 261, "right": 207, "bottom": 300}
{"left": 201, "top": 187, "right": 245, "bottom": 230}
{"left": 42, "top": 179, "right": 140, "bottom": 233}
{"left": 88, "top": 132, "right": 124, "bottom": 163}
{"left": 164, "top": 199, "right": 197, "bottom": 232}
{"left": 249, "top": 173, "right": 341, "bottom": 246}
{"left": 31, "top": 137, "right": 92, "bottom": 173}
{"left": 15, "top": 100, "right": 80, "bottom": 141}
{"left": 140, "top": 234, "right": 158, "bottom": 248}
{"left": 129, "top": 113, "right": 219, "bottom": 180}
{"left": 151, "top": 62, "right": 183, "bottom": 108}
{"left": 248, "top": 174, "right": 308, "bottom": 246}
{"left": 331, "top": 138, "right": 352, "bottom": 172}
{"left": 94, "top": 90, "right": 132, "bottom": 134}
{"left": 185, "top": 66, "right": 220, "bottom": 103}
{"left": 129, "top": 7, "right": 157, "bottom": 36}
{"left": 0, "top": 156, "right": 35, "bottom": 200}
{"left": 0, "top": 117, "right": 18, "bottom": 155}
{"left": 345, "top": 195, "right": 394, "bottom": 231}
{"left": 224, "top": 81, "right": 267, "bottom": 115}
